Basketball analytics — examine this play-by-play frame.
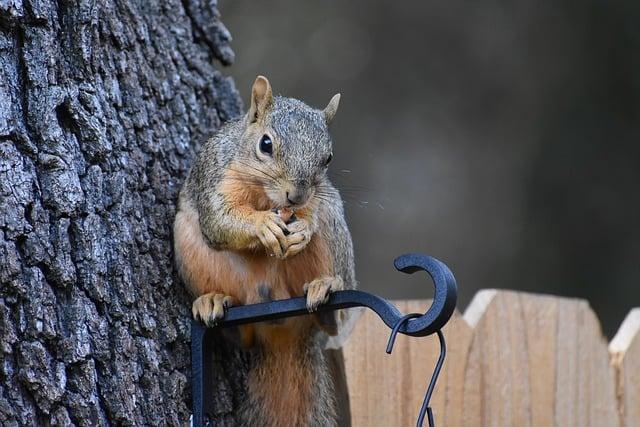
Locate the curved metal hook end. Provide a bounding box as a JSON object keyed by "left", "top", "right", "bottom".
{"left": 386, "top": 313, "right": 422, "bottom": 354}
{"left": 385, "top": 314, "right": 447, "bottom": 427}
{"left": 391, "top": 253, "right": 458, "bottom": 337}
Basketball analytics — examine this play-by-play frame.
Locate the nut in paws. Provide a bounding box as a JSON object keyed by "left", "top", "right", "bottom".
{"left": 256, "top": 211, "right": 289, "bottom": 259}
{"left": 283, "top": 218, "right": 312, "bottom": 258}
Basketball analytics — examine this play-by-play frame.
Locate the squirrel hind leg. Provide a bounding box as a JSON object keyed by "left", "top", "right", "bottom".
{"left": 313, "top": 311, "right": 340, "bottom": 336}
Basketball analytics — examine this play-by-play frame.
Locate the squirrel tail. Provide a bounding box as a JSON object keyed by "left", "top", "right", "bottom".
{"left": 240, "top": 330, "right": 338, "bottom": 426}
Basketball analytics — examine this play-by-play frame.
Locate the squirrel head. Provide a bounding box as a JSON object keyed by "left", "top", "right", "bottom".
{"left": 238, "top": 75, "right": 341, "bottom": 209}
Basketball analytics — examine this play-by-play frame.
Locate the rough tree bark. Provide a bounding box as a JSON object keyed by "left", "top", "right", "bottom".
{"left": 0, "top": 0, "right": 248, "bottom": 424}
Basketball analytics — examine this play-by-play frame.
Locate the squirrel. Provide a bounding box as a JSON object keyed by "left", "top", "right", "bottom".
{"left": 173, "top": 76, "right": 356, "bottom": 426}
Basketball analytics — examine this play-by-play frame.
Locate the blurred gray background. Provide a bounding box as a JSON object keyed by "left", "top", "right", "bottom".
{"left": 219, "top": 0, "right": 639, "bottom": 336}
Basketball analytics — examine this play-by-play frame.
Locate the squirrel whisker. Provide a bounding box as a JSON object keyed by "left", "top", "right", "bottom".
{"left": 225, "top": 168, "right": 275, "bottom": 186}
{"left": 234, "top": 157, "right": 281, "bottom": 182}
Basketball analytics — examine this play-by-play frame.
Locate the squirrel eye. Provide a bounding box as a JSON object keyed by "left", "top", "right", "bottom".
{"left": 259, "top": 135, "right": 273, "bottom": 155}
{"left": 325, "top": 153, "right": 333, "bottom": 166}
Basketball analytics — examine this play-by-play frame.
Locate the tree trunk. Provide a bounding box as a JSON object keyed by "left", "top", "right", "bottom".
{"left": 0, "top": 0, "right": 245, "bottom": 424}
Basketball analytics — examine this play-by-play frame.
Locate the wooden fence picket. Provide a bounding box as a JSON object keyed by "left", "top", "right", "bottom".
{"left": 610, "top": 309, "right": 640, "bottom": 427}
{"left": 343, "top": 290, "right": 637, "bottom": 427}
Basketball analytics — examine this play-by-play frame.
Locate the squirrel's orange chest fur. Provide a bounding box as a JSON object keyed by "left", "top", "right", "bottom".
{"left": 174, "top": 166, "right": 334, "bottom": 424}
{"left": 173, "top": 167, "right": 332, "bottom": 308}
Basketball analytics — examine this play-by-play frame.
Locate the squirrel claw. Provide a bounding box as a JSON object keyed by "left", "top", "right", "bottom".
{"left": 304, "top": 276, "right": 344, "bottom": 312}
{"left": 283, "top": 218, "right": 312, "bottom": 259}
{"left": 257, "top": 211, "right": 289, "bottom": 258}
{"left": 192, "top": 293, "right": 236, "bottom": 327}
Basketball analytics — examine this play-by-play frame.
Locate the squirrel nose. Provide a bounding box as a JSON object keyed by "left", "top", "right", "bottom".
{"left": 286, "top": 190, "right": 306, "bottom": 206}
{"left": 286, "top": 179, "right": 311, "bottom": 206}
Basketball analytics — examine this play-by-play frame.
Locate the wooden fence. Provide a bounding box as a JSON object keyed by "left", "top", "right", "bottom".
{"left": 343, "top": 290, "right": 639, "bottom": 427}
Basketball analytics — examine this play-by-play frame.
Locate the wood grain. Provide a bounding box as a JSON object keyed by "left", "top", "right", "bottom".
{"left": 610, "top": 308, "right": 640, "bottom": 427}
{"left": 343, "top": 291, "right": 636, "bottom": 427}
{"left": 344, "top": 300, "right": 472, "bottom": 426}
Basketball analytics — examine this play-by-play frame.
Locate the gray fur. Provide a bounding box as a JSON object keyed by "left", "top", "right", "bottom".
{"left": 268, "top": 96, "right": 333, "bottom": 185}
{"left": 177, "top": 90, "right": 356, "bottom": 425}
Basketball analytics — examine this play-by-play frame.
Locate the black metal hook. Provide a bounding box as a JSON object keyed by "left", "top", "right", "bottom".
{"left": 386, "top": 312, "right": 423, "bottom": 354}
{"left": 190, "top": 253, "right": 458, "bottom": 427}
{"left": 197, "top": 253, "right": 457, "bottom": 337}
{"left": 386, "top": 313, "right": 447, "bottom": 427}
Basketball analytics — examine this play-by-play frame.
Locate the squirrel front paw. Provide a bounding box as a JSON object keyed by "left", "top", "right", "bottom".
{"left": 304, "top": 276, "right": 344, "bottom": 312}
{"left": 255, "top": 211, "right": 290, "bottom": 259}
{"left": 192, "top": 293, "right": 236, "bottom": 327}
{"left": 283, "top": 218, "right": 312, "bottom": 258}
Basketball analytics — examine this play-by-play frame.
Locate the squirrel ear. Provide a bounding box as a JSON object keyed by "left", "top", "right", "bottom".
{"left": 249, "top": 75, "right": 273, "bottom": 123}
{"left": 323, "top": 93, "right": 341, "bottom": 124}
